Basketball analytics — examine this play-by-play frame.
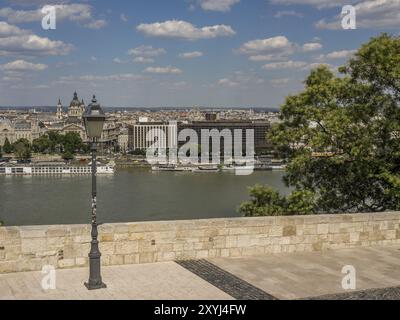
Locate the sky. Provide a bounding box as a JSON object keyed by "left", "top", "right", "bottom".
{"left": 0, "top": 0, "right": 398, "bottom": 108}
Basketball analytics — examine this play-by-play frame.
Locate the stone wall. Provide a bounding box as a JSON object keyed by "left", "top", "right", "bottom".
{"left": 0, "top": 212, "right": 399, "bottom": 274}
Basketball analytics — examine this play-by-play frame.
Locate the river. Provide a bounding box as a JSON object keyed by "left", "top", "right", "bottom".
{"left": 0, "top": 169, "right": 288, "bottom": 226}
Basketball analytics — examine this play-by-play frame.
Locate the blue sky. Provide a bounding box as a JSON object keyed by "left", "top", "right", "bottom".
{"left": 0, "top": 0, "right": 398, "bottom": 108}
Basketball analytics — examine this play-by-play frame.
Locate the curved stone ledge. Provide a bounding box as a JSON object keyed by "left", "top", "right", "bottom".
{"left": 0, "top": 212, "right": 399, "bottom": 274}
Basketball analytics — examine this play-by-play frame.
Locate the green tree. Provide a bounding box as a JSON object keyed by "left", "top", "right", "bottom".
{"left": 62, "top": 132, "right": 84, "bottom": 154}
{"left": 3, "top": 138, "right": 13, "bottom": 154}
{"left": 32, "top": 135, "right": 51, "bottom": 154}
{"left": 240, "top": 34, "right": 400, "bottom": 216}
{"left": 62, "top": 151, "right": 74, "bottom": 161}
{"left": 47, "top": 131, "right": 63, "bottom": 153}
{"left": 131, "top": 149, "right": 146, "bottom": 156}
{"left": 13, "top": 139, "right": 31, "bottom": 160}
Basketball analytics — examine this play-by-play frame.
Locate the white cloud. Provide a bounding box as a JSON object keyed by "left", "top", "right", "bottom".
{"left": 302, "top": 42, "right": 322, "bottom": 52}
{"left": 133, "top": 57, "right": 155, "bottom": 64}
{"left": 306, "top": 62, "right": 335, "bottom": 70}
{"left": 0, "top": 21, "right": 28, "bottom": 36}
{"left": 269, "top": 0, "right": 354, "bottom": 9}
{"left": 316, "top": 0, "right": 400, "bottom": 29}
{"left": 56, "top": 73, "right": 148, "bottom": 85}
{"left": 179, "top": 51, "right": 203, "bottom": 59}
{"left": 274, "top": 10, "right": 304, "bottom": 18}
{"left": 137, "top": 20, "right": 236, "bottom": 40}
{"left": 270, "top": 78, "right": 290, "bottom": 86}
{"left": 218, "top": 78, "right": 239, "bottom": 87}
{"left": 237, "top": 36, "right": 294, "bottom": 55}
{"left": 144, "top": 66, "right": 183, "bottom": 74}
{"left": 79, "top": 74, "right": 146, "bottom": 81}
{"left": 113, "top": 58, "right": 127, "bottom": 64}
{"left": 262, "top": 60, "right": 307, "bottom": 70}
{"left": 120, "top": 13, "right": 128, "bottom": 22}
{"left": 248, "top": 54, "right": 285, "bottom": 61}
{"left": 319, "top": 50, "right": 356, "bottom": 60}
{"left": 84, "top": 19, "right": 107, "bottom": 30}
{"left": 217, "top": 70, "right": 265, "bottom": 87}
{"left": 0, "top": 4, "right": 107, "bottom": 29}
{"left": 128, "top": 45, "right": 166, "bottom": 57}
{"left": 0, "top": 33, "right": 73, "bottom": 56}
{"left": 198, "top": 0, "right": 240, "bottom": 12}
{"left": 0, "top": 59, "right": 47, "bottom": 71}
{"left": 0, "top": 21, "right": 72, "bottom": 57}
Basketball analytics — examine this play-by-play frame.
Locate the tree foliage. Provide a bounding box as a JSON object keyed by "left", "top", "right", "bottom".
{"left": 13, "top": 139, "right": 31, "bottom": 160}
{"left": 241, "top": 34, "right": 400, "bottom": 216}
{"left": 3, "top": 138, "right": 13, "bottom": 154}
{"left": 32, "top": 132, "right": 87, "bottom": 155}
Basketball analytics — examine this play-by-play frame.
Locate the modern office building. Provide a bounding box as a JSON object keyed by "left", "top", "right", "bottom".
{"left": 128, "top": 122, "right": 178, "bottom": 152}
{"left": 178, "top": 121, "right": 271, "bottom": 155}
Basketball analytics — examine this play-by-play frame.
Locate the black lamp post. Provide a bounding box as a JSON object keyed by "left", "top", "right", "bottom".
{"left": 83, "top": 95, "right": 107, "bottom": 290}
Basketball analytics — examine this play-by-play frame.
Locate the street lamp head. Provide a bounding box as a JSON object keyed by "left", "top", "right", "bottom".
{"left": 83, "top": 95, "right": 106, "bottom": 139}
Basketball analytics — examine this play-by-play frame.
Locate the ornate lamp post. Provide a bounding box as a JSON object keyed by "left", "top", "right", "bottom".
{"left": 83, "top": 95, "right": 107, "bottom": 290}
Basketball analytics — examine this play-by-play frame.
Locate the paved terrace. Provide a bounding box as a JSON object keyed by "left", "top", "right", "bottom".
{"left": 1, "top": 245, "right": 400, "bottom": 300}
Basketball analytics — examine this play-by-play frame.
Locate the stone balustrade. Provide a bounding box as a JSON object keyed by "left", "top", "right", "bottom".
{"left": 0, "top": 212, "right": 399, "bottom": 274}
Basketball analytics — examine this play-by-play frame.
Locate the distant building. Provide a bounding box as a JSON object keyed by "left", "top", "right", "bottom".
{"left": 118, "top": 128, "right": 129, "bottom": 153}
{"left": 0, "top": 118, "right": 43, "bottom": 146}
{"left": 128, "top": 122, "right": 177, "bottom": 152}
{"left": 178, "top": 121, "right": 271, "bottom": 155}
{"left": 67, "top": 92, "right": 85, "bottom": 119}
{"left": 205, "top": 113, "right": 218, "bottom": 121}
{"left": 56, "top": 98, "right": 63, "bottom": 120}
{"left": 47, "top": 92, "right": 119, "bottom": 151}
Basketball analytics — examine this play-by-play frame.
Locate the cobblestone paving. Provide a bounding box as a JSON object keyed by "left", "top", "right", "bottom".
{"left": 176, "top": 260, "right": 277, "bottom": 300}
{"left": 309, "top": 286, "right": 400, "bottom": 300}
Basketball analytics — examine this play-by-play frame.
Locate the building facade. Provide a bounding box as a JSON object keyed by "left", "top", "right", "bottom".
{"left": 49, "top": 92, "right": 120, "bottom": 150}
{"left": 128, "top": 122, "right": 178, "bottom": 152}
{"left": 177, "top": 121, "right": 271, "bottom": 155}
{"left": 0, "top": 118, "right": 43, "bottom": 146}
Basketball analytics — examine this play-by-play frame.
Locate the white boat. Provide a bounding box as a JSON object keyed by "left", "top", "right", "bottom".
{"left": 152, "top": 164, "right": 193, "bottom": 172}
{"left": 0, "top": 164, "right": 114, "bottom": 176}
{"left": 270, "top": 165, "right": 286, "bottom": 170}
{"left": 193, "top": 165, "right": 220, "bottom": 173}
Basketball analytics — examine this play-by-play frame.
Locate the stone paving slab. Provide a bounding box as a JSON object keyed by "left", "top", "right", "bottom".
{"left": 0, "top": 262, "right": 232, "bottom": 300}
{"left": 208, "top": 245, "right": 400, "bottom": 300}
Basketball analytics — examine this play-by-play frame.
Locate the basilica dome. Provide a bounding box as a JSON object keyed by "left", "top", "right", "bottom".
{"left": 70, "top": 92, "right": 81, "bottom": 108}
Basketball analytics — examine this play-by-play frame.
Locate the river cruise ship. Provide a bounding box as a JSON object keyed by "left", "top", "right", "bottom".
{"left": 0, "top": 162, "right": 114, "bottom": 176}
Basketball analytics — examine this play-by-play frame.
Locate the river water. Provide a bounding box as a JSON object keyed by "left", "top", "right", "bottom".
{"left": 0, "top": 169, "right": 288, "bottom": 226}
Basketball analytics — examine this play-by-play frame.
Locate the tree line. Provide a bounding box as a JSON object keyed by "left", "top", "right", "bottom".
{"left": 1, "top": 132, "right": 89, "bottom": 161}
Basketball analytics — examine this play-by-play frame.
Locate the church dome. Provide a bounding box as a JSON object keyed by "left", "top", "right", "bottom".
{"left": 70, "top": 92, "right": 81, "bottom": 108}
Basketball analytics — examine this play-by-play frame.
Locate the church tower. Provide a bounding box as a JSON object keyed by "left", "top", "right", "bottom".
{"left": 80, "top": 99, "right": 86, "bottom": 115}
{"left": 56, "top": 98, "right": 63, "bottom": 120}
{"left": 68, "top": 91, "right": 84, "bottom": 118}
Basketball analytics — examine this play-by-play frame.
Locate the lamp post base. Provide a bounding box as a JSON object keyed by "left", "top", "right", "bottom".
{"left": 84, "top": 282, "right": 107, "bottom": 291}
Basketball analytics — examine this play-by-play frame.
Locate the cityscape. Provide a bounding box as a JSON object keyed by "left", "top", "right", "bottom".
{"left": 0, "top": 0, "right": 399, "bottom": 308}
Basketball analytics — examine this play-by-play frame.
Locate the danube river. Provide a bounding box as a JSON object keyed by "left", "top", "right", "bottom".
{"left": 0, "top": 169, "right": 288, "bottom": 226}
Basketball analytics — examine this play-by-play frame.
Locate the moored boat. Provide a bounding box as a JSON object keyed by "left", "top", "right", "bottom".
{"left": 0, "top": 163, "right": 114, "bottom": 175}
